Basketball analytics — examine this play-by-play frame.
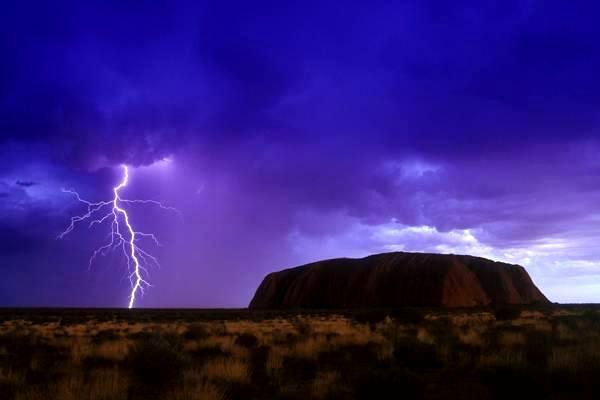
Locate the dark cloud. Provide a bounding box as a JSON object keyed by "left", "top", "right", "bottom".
{"left": 3, "top": 1, "right": 600, "bottom": 164}
{"left": 15, "top": 180, "right": 38, "bottom": 187}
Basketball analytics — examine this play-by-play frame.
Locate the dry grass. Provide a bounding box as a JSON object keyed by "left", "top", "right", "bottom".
{"left": 266, "top": 347, "right": 285, "bottom": 377}
{"left": 165, "top": 369, "right": 224, "bottom": 400}
{"left": 457, "top": 328, "right": 484, "bottom": 346}
{"left": 311, "top": 370, "right": 340, "bottom": 398}
{"left": 14, "top": 371, "right": 128, "bottom": 400}
{"left": 0, "top": 367, "right": 25, "bottom": 386}
{"left": 416, "top": 327, "right": 436, "bottom": 344}
{"left": 479, "top": 350, "right": 525, "bottom": 367}
{"left": 449, "top": 312, "right": 494, "bottom": 326}
{"left": 290, "top": 336, "right": 330, "bottom": 360}
{"left": 94, "top": 339, "right": 130, "bottom": 361}
{"left": 2, "top": 307, "right": 600, "bottom": 399}
{"left": 201, "top": 357, "right": 249, "bottom": 383}
{"left": 166, "top": 382, "right": 224, "bottom": 400}
{"left": 550, "top": 346, "right": 584, "bottom": 370}
{"left": 498, "top": 331, "right": 527, "bottom": 347}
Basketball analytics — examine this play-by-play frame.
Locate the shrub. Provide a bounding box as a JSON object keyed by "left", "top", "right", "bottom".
{"left": 91, "top": 329, "right": 120, "bottom": 344}
{"left": 248, "top": 346, "right": 270, "bottom": 385}
{"left": 222, "top": 381, "right": 258, "bottom": 400}
{"left": 291, "top": 318, "right": 312, "bottom": 337}
{"left": 338, "top": 343, "right": 379, "bottom": 364}
{"left": 0, "top": 381, "right": 16, "bottom": 400}
{"left": 0, "top": 333, "right": 35, "bottom": 370}
{"left": 524, "top": 330, "right": 552, "bottom": 368}
{"left": 0, "top": 368, "right": 23, "bottom": 400}
{"left": 389, "top": 308, "right": 426, "bottom": 324}
{"left": 352, "top": 310, "right": 388, "bottom": 326}
{"left": 282, "top": 356, "right": 317, "bottom": 383}
{"left": 477, "top": 364, "right": 547, "bottom": 398}
{"left": 353, "top": 366, "right": 421, "bottom": 400}
{"left": 494, "top": 307, "right": 522, "bottom": 321}
{"left": 446, "top": 343, "right": 482, "bottom": 367}
{"left": 580, "top": 310, "right": 600, "bottom": 327}
{"left": 183, "top": 324, "right": 210, "bottom": 341}
{"left": 317, "top": 349, "right": 347, "bottom": 370}
{"left": 316, "top": 343, "right": 379, "bottom": 372}
{"left": 234, "top": 333, "right": 259, "bottom": 349}
{"left": 393, "top": 338, "right": 443, "bottom": 369}
{"left": 189, "top": 345, "right": 229, "bottom": 362}
{"left": 126, "top": 334, "right": 188, "bottom": 387}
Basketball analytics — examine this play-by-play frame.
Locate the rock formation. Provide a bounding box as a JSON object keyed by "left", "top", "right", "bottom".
{"left": 249, "top": 252, "right": 549, "bottom": 309}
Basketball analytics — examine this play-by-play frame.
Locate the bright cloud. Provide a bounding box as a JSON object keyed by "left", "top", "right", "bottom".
{"left": 289, "top": 216, "right": 600, "bottom": 303}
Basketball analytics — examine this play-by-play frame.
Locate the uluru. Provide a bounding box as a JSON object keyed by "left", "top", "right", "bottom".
{"left": 249, "top": 252, "right": 549, "bottom": 309}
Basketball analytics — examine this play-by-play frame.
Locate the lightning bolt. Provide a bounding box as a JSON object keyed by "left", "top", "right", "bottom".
{"left": 59, "top": 165, "right": 178, "bottom": 308}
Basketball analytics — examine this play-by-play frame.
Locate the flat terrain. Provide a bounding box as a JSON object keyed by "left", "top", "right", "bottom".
{"left": 1, "top": 306, "right": 599, "bottom": 399}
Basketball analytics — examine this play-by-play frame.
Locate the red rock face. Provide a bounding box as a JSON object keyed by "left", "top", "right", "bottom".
{"left": 249, "top": 252, "right": 549, "bottom": 309}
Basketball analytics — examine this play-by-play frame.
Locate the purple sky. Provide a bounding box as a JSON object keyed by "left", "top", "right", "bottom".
{"left": 1, "top": 1, "right": 600, "bottom": 307}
